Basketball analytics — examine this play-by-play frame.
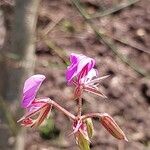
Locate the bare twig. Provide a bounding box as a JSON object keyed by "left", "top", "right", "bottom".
{"left": 89, "top": 0, "right": 140, "bottom": 19}
{"left": 42, "top": 15, "right": 64, "bottom": 38}
{"left": 36, "top": 14, "right": 68, "bottom": 67}
{"left": 72, "top": 0, "right": 149, "bottom": 78}
{"left": 105, "top": 34, "right": 150, "bottom": 54}
{"left": 77, "top": 97, "right": 82, "bottom": 117}
{"left": 44, "top": 40, "right": 69, "bottom": 66}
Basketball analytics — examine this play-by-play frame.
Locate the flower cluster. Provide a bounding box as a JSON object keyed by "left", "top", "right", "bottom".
{"left": 18, "top": 53, "right": 127, "bottom": 150}
{"left": 66, "top": 53, "right": 109, "bottom": 99}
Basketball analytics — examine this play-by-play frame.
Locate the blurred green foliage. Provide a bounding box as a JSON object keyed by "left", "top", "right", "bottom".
{"left": 39, "top": 118, "right": 60, "bottom": 140}
{"left": 61, "top": 20, "right": 75, "bottom": 33}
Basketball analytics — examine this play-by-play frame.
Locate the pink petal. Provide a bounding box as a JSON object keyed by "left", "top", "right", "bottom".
{"left": 21, "top": 74, "right": 46, "bottom": 108}
{"left": 81, "top": 68, "right": 98, "bottom": 84}
{"left": 76, "top": 57, "right": 95, "bottom": 78}
{"left": 66, "top": 53, "right": 95, "bottom": 83}
{"left": 77, "top": 65, "right": 88, "bottom": 83}
{"left": 86, "top": 69, "right": 98, "bottom": 81}
{"left": 66, "top": 53, "right": 85, "bottom": 82}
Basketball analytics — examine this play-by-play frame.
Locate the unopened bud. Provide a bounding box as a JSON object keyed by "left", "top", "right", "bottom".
{"left": 73, "top": 120, "right": 90, "bottom": 150}
{"left": 100, "top": 113, "right": 128, "bottom": 141}
{"left": 85, "top": 118, "right": 94, "bottom": 138}
{"left": 76, "top": 132, "right": 90, "bottom": 150}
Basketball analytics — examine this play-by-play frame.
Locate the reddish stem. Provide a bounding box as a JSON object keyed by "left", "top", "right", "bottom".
{"left": 77, "top": 96, "right": 82, "bottom": 117}
{"left": 81, "top": 112, "right": 104, "bottom": 121}
{"left": 48, "top": 99, "right": 76, "bottom": 120}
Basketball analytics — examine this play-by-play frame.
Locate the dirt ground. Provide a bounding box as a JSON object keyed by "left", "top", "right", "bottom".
{"left": 2, "top": 0, "right": 150, "bottom": 150}
{"left": 25, "top": 0, "right": 150, "bottom": 150}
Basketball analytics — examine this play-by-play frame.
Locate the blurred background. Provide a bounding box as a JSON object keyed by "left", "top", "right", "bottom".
{"left": 0, "top": 0, "right": 150, "bottom": 150}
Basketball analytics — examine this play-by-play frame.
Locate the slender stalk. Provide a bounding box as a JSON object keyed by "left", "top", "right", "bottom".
{"left": 90, "top": 0, "right": 140, "bottom": 19}
{"left": 48, "top": 99, "right": 76, "bottom": 120}
{"left": 77, "top": 96, "right": 82, "bottom": 117}
{"left": 81, "top": 112, "right": 104, "bottom": 121}
{"left": 45, "top": 40, "right": 69, "bottom": 66}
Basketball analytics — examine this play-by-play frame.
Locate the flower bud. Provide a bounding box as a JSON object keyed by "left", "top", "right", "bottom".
{"left": 85, "top": 118, "right": 94, "bottom": 138}
{"left": 73, "top": 120, "right": 90, "bottom": 150}
{"left": 76, "top": 132, "right": 90, "bottom": 150}
{"left": 100, "top": 113, "right": 128, "bottom": 141}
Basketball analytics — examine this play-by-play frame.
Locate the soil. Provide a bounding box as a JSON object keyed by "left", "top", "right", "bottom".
{"left": 27, "top": 0, "right": 150, "bottom": 150}
{"left": 2, "top": 0, "right": 150, "bottom": 150}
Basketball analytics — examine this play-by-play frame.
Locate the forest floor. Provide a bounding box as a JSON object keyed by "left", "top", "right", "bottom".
{"left": 2, "top": 0, "right": 150, "bottom": 150}
{"left": 26, "top": 0, "right": 150, "bottom": 150}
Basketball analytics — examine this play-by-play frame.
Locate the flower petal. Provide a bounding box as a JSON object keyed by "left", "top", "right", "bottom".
{"left": 81, "top": 68, "right": 98, "bottom": 84}
{"left": 66, "top": 53, "right": 85, "bottom": 82}
{"left": 21, "top": 74, "right": 46, "bottom": 108}
{"left": 76, "top": 57, "right": 95, "bottom": 78}
{"left": 66, "top": 53, "right": 95, "bottom": 83}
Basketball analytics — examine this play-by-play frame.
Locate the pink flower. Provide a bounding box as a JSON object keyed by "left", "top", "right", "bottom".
{"left": 21, "top": 74, "right": 46, "bottom": 108}
{"left": 66, "top": 54, "right": 109, "bottom": 98}
{"left": 66, "top": 53, "right": 95, "bottom": 84}
{"left": 18, "top": 75, "right": 52, "bottom": 127}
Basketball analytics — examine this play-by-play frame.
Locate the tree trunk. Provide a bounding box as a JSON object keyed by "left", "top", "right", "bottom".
{"left": 0, "top": 0, "right": 40, "bottom": 149}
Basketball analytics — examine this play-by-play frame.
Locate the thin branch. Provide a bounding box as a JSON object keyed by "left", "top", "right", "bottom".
{"left": 72, "top": 0, "right": 149, "bottom": 78}
{"left": 105, "top": 34, "right": 150, "bottom": 54}
{"left": 89, "top": 0, "right": 140, "bottom": 19}
{"left": 77, "top": 97, "right": 82, "bottom": 117}
{"left": 44, "top": 40, "right": 69, "bottom": 66}
{"left": 36, "top": 16, "right": 68, "bottom": 67}
{"left": 42, "top": 15, "right": 63, "bottom": 39}
{"left": 81, "top": 112, "right": 103, "bottom": 121}
{"left": 92, "top": 27, "right": 149, "bottom": 77}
